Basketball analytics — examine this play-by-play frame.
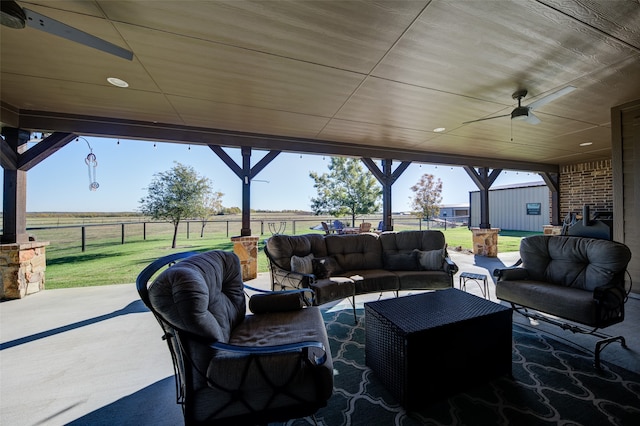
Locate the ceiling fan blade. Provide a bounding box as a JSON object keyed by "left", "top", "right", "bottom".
{"left": 462, "top": 113, "right": 511, "bottom": 124}
{"left": 524, "top": 111, "right": 541, "bottom": 125}
{"left": 23, "top": 8, "right": 133, "bottom": 61}
{"left": 526, "top": 85, "right": 576, "bottom": 111}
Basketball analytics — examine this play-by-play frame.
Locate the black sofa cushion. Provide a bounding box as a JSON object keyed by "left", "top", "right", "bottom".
{"left": 520, "top": 235, "right": 631, "bottom": 291}
{"left": 149, "top": 250, "right": 246, "bottom": 343}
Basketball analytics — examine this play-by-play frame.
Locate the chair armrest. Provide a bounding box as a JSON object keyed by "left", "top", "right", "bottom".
{"left": 593, "top": 283, "right": 625, "bottom": 309}
{"left": 270, "top": 265, "right": 317, "bottom": 290}
{"left": 444, "top": 257, "right": 458, "bottom": 275}
{"left": 593, "top": 283, "right": 626, "bottom": 327}
{"left": 264, "top": 244, "right": 317, "bottom": 290}
{"left": 244, "top": 284, "right": 314, "bottom": 296}
{"left": 278, "top": 270, "right": 317, "bottom": 289}
{"left": 493, "top": 267, "right": 529, "bottom": 281}
{"left": 211, "top": 341, "right": 328, "bottom": 366}
{"left": 247, "top": 288, "right": 315, "bottom": 313}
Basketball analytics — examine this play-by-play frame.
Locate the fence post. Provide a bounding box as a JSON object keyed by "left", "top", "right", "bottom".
{"left": 187, "top": 221, "right": 190, "bottom": 239}
{"left": 261, "top": 220, "right": 264, "bottom": 235}
{"left": 293, "top": 220, "right": 296, "bottom": 235}
{"left": 121, "top": 223, "right": 125, "bottom": 244}
{"left": 226, "top": 221, "right": 229, "bottom": 238}
{"left": 143, "top": 222, "right": 147, "bottom": 240}
{"left": 81, "top": 226, "right": 86, "bottom": 252}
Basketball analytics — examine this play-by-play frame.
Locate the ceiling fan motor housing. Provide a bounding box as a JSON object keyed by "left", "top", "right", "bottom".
{"left": 0, "top": 1, "right": 27, "bottom": 29}
{"left": 511, "top": 106, "right": 529, "bottom": 120}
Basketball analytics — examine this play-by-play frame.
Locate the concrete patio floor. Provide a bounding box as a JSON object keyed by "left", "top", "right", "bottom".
{"left": 1, "top": 250, "right": 638, "bottom": 425}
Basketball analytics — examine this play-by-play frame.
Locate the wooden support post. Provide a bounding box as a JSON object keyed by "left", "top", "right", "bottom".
{"left": 1, "top": 128, "right": 30, "bottom": 244}
{"left": 464, "top": 166, "right": 502, "bottom": 229}
{"left": 540, "top": 172, "right": 561, "bottom": 226}
{"left": 209, "top": 145, "right": 280, "bottom": 237}
{"left": 362, "top": 158, "right": 411, "bottom": 232}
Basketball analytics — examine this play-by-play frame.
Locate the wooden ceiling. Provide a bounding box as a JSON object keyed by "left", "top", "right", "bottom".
{"left": 2, "top": 0, "right": 640, "bottom": 171}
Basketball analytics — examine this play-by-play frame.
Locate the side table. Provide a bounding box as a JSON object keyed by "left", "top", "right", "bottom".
{"left": 459, "top": 271, "right": 490, "bottom": 300}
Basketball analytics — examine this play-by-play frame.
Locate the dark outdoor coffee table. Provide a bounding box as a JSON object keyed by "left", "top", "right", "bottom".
{"left": 364, "top": 288, "right": 512, "bottom": 410}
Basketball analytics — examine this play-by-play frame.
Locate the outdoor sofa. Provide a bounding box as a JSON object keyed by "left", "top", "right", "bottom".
{"left": 494, "top": 235, "right": 632, "bottom": 368}
{"left": 265, "top": 230, "right": 458, "bottom": 321}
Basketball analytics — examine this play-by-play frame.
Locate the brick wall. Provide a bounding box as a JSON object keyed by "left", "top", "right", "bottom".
{"left": 559, "top": 160, "right": 613, "bottom": 219}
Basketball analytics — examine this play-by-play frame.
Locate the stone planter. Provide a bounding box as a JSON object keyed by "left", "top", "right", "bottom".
{"left": 231, "top": 235, "right": 259, "bottom": 280}
{"left": 1, "top": 241, "right": 50, "bottom": 299}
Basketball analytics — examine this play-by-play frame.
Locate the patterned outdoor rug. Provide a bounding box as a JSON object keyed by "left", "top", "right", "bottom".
{"left": 276, "top": 308, "right": 640, "bottom": 426}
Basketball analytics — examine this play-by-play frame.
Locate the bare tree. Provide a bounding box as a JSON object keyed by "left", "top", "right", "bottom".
{"left": 197, "top": 190, "right": 224, "bottom": 237}
{"left": 410, "top": 173, "right": 443, "bottom": 223}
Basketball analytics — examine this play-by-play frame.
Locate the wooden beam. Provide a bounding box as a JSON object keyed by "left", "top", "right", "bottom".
{"left": 250, "top": 150, "right": 280, "bottom": 179}
{"left": 209, "top": 145, "right": 242, "bottom": 178}
{"left": 0, "top": 137, "right": 18, "bottom": 170}
{"left": 18, "top": 110, "right": 560, "bottom": 173}
{"left": 18, "top": 132, "right": 76, "bottom": 171}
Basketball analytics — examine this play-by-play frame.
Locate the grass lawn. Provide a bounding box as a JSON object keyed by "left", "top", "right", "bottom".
{"left": 42, "top": 226, "right": 538, "bottom": 289}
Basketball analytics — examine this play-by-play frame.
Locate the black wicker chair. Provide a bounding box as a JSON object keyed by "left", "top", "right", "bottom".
{"left": 136, "top": 250, "right": 333, "bottom": 425}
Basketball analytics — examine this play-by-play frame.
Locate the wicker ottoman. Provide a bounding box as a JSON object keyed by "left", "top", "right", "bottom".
{"left": 364, "top": 288, "right": 512, "bottom": 410}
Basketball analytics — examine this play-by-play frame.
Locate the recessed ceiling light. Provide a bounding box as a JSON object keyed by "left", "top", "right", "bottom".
{"left": 579, "top": 142, "right": 593, "bottom": 147}
{"left": 107, "top": 77, "right": 129, "bottom": 88}
{"left": 433, "top": 127, "right": 446, "bottom": 133}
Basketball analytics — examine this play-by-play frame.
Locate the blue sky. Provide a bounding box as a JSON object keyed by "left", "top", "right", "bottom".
{"left": 2, "top": 136, "right": 542, "bottom": 212}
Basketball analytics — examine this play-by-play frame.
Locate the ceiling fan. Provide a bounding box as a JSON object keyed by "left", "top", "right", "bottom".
{"left": 0, "top": 0, "right": 133, "bottom": 60}
{"left": 463, "top": 85, "right": 576, "bottom": 125}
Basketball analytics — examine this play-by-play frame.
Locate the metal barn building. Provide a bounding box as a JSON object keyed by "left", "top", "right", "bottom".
{"left": 469, "top": 182, "right": 550, "bottom": 232}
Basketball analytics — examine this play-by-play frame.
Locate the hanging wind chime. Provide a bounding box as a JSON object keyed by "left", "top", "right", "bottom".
{"left": 80, "top": 137, "right": 99, "bottom": 191}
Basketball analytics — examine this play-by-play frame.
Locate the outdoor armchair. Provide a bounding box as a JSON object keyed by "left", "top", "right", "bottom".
{"left": 136, "top": 250, "right": 333, "bottom": 425}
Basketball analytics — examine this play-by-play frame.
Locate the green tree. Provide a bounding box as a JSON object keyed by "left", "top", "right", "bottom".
{"left": 139, "top": 162, "right": 211, "bottom": 248}
{"left": 197, "top": 190, "right": 224, "bottom": 237}
{"left": 310, "top": 157, "right": 381, "bottom": 225}
{"left": 410, "top": 173, "right": 443, "bottom": 222}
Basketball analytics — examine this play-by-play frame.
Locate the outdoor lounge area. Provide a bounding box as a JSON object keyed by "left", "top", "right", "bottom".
{"left": 1, "top": 1, "right": 640, "bottom": 424}
{"left": 1, "top": 250, "right": 638, "bottom": 425}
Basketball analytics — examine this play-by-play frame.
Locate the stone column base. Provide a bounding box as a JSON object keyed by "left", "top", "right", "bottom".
{"left": 1, "top": 241, "right": 50, "bottom": 299}
{"left": 231, "top": 235, "right": 259, "bottom": 280}
{"left": 543, "top": 225, "right": 563, "bottom": 235}
{"left": 470, "top": 228, "right": 500, "bottom": 257}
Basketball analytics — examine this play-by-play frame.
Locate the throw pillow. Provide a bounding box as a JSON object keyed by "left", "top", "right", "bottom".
{"left": 383, "top": 252, "right": 420, "bottom": 271}
{"left": 414, "top": 248, "right": 445, "bottom": 271}
{"left": 312, "top": 256, "right": 343, "bottom": 278}
{"left": 290, "top": 254, "right": 314, "bottom": 274}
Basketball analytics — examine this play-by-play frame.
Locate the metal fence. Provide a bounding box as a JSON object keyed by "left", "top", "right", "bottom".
{"left": 20, "top": 215, "right": 470, "bottom": 252}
